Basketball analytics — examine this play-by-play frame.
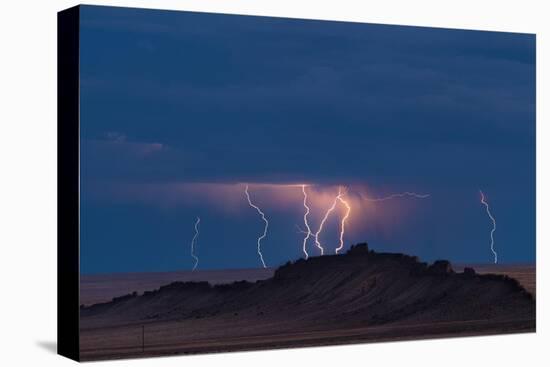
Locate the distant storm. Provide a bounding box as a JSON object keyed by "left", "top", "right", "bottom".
{"left": 79, "top": 6, "right": 535, "bottom": 273}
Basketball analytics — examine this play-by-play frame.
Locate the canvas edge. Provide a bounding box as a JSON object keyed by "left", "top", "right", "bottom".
{"left": 57, "top": 4, "right": 81, "bottom": 362}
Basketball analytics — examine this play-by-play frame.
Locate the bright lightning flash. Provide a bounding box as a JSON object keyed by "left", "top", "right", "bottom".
{"left": 190, "top": 216, "right": 200, "bottom": 271}
{"left": 335, "top": 192, "right": 351, "bottom": 254}
{"left": 244, "top": 184, "right": 268, "bottom": 268}
{"left": 480, "top": 190, "right": 497, "bottom": 264}
{"left": 301, "top": 185, "right": 313, "bottom": 260}
{"left": 314, "top": 187, "right": 344, "bottom": 255}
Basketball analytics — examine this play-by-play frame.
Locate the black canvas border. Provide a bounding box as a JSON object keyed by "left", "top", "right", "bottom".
{"left": 58, "top": 5, "right": 80, "bottom": 362}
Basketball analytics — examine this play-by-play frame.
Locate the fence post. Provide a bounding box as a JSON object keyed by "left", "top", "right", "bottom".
{"left": 142, "top": 325, "right": 145, "bottom": 353}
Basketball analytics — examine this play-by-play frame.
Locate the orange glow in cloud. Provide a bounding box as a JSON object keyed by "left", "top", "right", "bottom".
{"left": 92, "top": 181, "right": 362, "bottom": 213}
{"left": 91, "top": 181, "right": 430, "bottom": 257}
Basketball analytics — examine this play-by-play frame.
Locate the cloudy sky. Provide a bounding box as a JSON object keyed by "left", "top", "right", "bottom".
{"left": 79, "top": 5, "right": 535, "bottom": 274}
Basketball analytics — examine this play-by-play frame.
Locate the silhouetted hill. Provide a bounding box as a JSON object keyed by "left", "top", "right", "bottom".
{"left": 80, "top": 243, "right": 535, "bottom": 330}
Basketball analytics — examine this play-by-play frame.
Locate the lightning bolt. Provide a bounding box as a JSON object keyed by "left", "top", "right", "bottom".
{"left": 314, "top": 187, "right": 344, "bottom": 256}
{"left": 335, "top": 193, "right": 351, "bottom": 254}
{"left": 301, "top": 185, "right": 313, "bottom": 260}
{"left": 190, "top": 216, "right": 200, "bottom": 271}
{"left": 365, "top": 192, "right": 430, "bottom": 202}
{"left": 480, "top": 190, "right": 497, "bottom": 264}
{"left": 244, "top": 184, "right": 268, "bottom": 268}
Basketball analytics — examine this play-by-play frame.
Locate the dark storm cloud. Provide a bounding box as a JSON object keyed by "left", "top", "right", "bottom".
{"left": 79, "top": 6, "right": 535, "bottom": 272}
{"left": 80, "top": 6, "right": 534, "bottom": 187}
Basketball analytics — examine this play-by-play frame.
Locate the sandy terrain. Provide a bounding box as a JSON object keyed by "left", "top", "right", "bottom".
{"left": 79, "top": 318, "right": 534, "bottom": 361}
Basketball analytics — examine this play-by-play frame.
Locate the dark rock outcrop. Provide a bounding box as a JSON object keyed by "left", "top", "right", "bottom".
{"left": 347, "top": 242, "right": 369, "bottom": 255}
{"left": 81, "top": 245, "right": 535, "bottom": 330}
{"left": 427, "top": 260, "right": 454, "bottom": 275}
